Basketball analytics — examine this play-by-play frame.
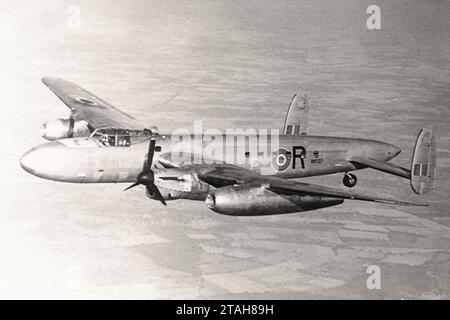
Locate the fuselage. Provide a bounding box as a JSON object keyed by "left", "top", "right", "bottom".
{"left": 20, "top": 134, "right": 400, "bottom": 185}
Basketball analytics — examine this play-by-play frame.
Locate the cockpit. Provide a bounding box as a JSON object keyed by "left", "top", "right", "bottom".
{"left": 91, "top": 128, "right": 155, "bottom": 147}
{"left": 98, "top": 132, "right": 130, "bottom": 147}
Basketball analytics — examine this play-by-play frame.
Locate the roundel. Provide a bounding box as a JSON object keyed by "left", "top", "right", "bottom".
{"left": 75, "top": 97, "right": 98, "bottom": 106}
{"left": 272, "top": 148, "right": 291, "bottom": 171}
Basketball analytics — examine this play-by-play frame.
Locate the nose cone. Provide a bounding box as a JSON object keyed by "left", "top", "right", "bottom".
{"left": 137, "top": 171, "right": 154, "bottom": 184}
{"left": 20, "top": 148, "right": 39, "bottom": 175}
{"left": 20, "top": 141, "right": 65, "bottom": 179}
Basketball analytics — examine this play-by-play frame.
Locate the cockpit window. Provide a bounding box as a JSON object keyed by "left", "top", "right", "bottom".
{"left": 108, "top": 135, "right": 116, "bottom": 146}
{"left": 98, "top": 134, "right": 130, "bottom": 147}
{"left": 117, "top": 135, "right": 131, "bottom": 147}
{"left": 93, "top": 128, "right": 154, "bottom": 147}
{"left": 99, "top": 135, "right": 110, "bottom": 146}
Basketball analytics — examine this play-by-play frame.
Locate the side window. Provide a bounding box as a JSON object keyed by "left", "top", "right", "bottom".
{"left": 117, "top": 135, "right": 131, "bottom": 147}
{"left": 97, "top": 132, "right": 132, "bottom": 147}
{"left": 99, "top": 135, "right": 109, "bottom": 146}
{"left": 108, "top": 135, "right": 116, "bottom": 146}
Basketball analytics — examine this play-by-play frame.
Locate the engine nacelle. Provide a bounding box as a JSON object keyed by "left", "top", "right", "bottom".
{"left": 40, "top": 119, "right": 90, "bottom": 141}
{"left": 205, "top": 185, "right": 344, "bottom": 216}
{"left": 146, "top": 169, "right": 211, "bottom": 201}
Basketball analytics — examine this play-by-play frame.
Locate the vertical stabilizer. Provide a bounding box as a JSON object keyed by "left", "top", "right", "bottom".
{"left": 283, "top": 94, "right": 309, "bottom": 135}
{"left": 411, "top": 128, "right": 436, "bottom": 195}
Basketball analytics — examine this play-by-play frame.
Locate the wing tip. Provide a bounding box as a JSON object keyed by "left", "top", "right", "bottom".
{"left": 41, "top": 76, "right": 53, "bottom": 86}
{"left": 387, "top": 200, "right": 429, "bottom": 207}
{"left": 41, "top": 76, "right": 64, "bottom": 86}
{"left": 403, "top": 202, "right": 429, "bottom": 207}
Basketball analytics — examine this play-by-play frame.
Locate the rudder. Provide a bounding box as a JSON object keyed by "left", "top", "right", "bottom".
{"left": 283, "top": 94, "right": 309, "bottom": 135}
{"left": 411, "top": 128, "right": 436, "bottom": 195}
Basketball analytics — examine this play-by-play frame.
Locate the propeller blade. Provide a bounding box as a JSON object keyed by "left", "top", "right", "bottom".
{"left": 159, "top": 176, "right": 185, "bottom": 181}
{"left": 68, "top": 110, "right": 76, "bottom": 138}
{"left": 144, "top": 138, "right": 156, "bottom": 171}
{"left": 124, "top": 182, "right": 140, "bottom": 191}
{"left": 148, "top": 183, "right": 167, "bottom": 206}
{"left": 127, "top": 137, "right": 166, "bottom": 205}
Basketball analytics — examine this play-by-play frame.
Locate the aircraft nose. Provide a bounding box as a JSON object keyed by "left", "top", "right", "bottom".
{"left": 20, "top": 147, "right": 39, "bottom": 174}
{"left": 20, "top": 141, "right": 65, "bottom": 177}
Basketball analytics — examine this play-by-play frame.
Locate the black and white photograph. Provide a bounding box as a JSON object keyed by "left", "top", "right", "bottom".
{"left": 1, "top": 0, "right": 449, "bottom": 302}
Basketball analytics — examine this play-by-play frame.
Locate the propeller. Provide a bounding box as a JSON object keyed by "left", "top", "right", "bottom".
{"left": 124, "top": 138, "right": 166, "bottom": 205}
{"left": 68, "top": 109, "right": 76, "bottom": 138}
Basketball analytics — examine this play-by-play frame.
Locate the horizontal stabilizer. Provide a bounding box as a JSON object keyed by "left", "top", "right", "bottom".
{"left": 411, "top": 128, "right": 436, "bottom": 195}
{"left": 350, "top": 156, "right": 410, "bottom": 179}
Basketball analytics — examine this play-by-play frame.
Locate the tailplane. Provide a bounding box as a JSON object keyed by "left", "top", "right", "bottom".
{"left": 410, "top": 128, "right": 436, "bottom": 195}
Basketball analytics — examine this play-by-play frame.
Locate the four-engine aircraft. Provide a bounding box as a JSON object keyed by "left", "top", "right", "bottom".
{"left": 20, "top": 77, "right": 436, "bottom": 215}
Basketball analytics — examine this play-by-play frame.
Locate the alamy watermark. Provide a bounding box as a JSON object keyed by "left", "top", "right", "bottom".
{"left": 366, "top": 5, "right": 381, "bottom": 30}
{"left": 66, "top": 5, "right": 81, "bottom": 30}
{"left": 168, "top": 120, "right": 282, "bottom": 174}
{"left": 366, "top": 265, "right": 381, "bottom": 290}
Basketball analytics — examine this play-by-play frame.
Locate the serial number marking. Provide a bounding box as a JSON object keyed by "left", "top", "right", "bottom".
{"left": 310, "top": 158, "right": 323, "bottom": 164}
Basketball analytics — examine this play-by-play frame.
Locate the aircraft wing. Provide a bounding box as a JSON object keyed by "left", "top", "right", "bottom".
{"left": 350, "top": 156, "right": 411, "bottom": 179}
{"left": 197, "top": 165, "right": 425, "bottom": 206}
{"left": 42, "top": 77, "right": 147, "bottom": 130}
